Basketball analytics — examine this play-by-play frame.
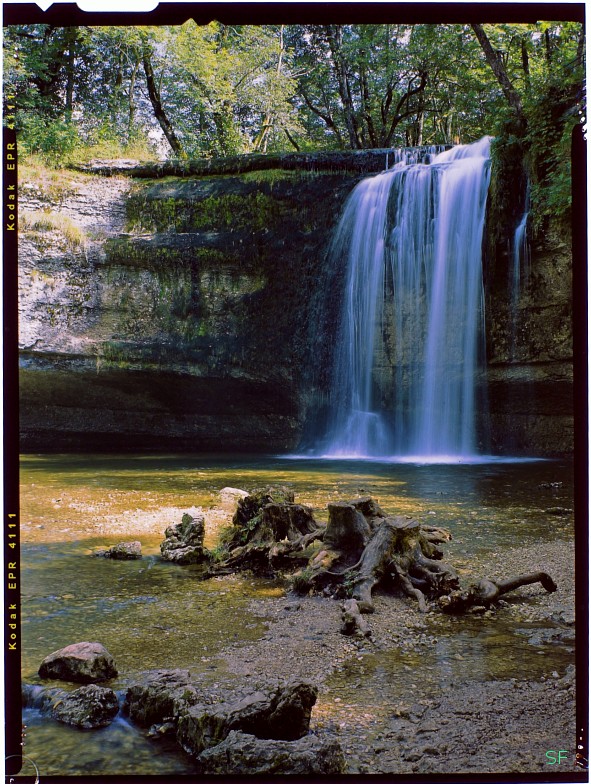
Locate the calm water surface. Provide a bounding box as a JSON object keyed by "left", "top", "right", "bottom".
{"left": 19, "top": 454, "right": 576, "bottom": 776}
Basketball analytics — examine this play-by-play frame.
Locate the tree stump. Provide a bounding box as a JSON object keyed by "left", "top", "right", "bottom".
{"left": 323, "top": 502, "right": 371, "bottom": 557}
{"left": 206, "top": 488, "right": 558, "bottom": 624}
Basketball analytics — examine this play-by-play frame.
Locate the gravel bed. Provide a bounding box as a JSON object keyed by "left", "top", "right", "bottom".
{"left": 217, "top": 537, "right": 577, "bottom": 775}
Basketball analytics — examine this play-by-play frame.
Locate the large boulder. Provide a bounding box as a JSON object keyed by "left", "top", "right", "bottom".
{"left": 197, "top": 730, "right": 346, "bottom": 774}
{"left": 38, "top": 642, "right": 118, "bottom": 683}
{"left": 176, "top": 679, "right": 318, "bottom": 756}
{"left": 160, "top": 513, "right": 211, "bottom": 565}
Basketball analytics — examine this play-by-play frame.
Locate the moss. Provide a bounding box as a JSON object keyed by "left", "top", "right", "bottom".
{"left": 126, "top": 190, "right": 281, "bottom": 234}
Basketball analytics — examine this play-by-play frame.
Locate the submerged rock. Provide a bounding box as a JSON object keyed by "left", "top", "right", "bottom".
{"left": 38, "top": 642, "right": 118, "bottom": 683}
{"left": 97, "top": 541, "right": 142, "bottom": 559}
{"left": 197, "top": 729, "right": 346, "bottom": 774}
{"left": 160, "top": 513, "right": 211, "bottom": 565}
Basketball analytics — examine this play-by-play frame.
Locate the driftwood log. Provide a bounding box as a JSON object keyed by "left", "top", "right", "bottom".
{"left": 209, "top": 488, "right": 558, "bottom": 627}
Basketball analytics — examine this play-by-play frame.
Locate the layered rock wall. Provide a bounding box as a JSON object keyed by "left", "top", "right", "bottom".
{"left": 18, "top": 164, "right": 357, "bottom": 451}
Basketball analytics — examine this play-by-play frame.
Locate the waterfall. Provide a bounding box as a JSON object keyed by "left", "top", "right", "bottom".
{"left": 319, "top": 137, "right": 492, "bottom": 460}
{"left": 510, "top": 185, "right": 531, "bottom": 359}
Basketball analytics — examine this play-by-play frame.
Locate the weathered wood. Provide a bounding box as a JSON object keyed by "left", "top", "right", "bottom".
{"left": 439, "top": 571, "right": 558, "bottom": 613}
{"left": 340, "top": 599, "right": 371, "bottom": 637}
{"left": 351, "top": 517, "right": 411, "bottom": 612}
{"left": 324, "top": 502, "right": 371, "bottom": 556}
{"left": 269, "top": 528, "right": 326, "bottom": 568}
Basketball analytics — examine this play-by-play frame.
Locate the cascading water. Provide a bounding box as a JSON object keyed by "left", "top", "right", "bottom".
{"left": 319, "top": 136, "right": 492, "bottom": 461}
{"left": 510, "top": 184, "right": 531, "bottom": 359}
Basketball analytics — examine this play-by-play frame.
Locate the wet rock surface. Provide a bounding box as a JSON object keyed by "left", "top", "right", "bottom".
{"left": 124, "top": 671, "right": 331, "bottom": 773}
{"left": 49, "top": 684, "right": 120, "bottom": 729}
{"left": 176, "top": 679, "right": 318, "bottom": 755}
{"left": 38, "top": 642, "right": 118, "bottom": 684}
{"left": 123, "top": 669, "right": 205, "bottom": 728}
{"left": 23, "top": 683, "right": 120, "bottom": 729}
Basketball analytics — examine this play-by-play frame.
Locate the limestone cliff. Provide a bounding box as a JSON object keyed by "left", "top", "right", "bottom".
{"left": 18, "top": 164, "right": 358, "bottom": 451}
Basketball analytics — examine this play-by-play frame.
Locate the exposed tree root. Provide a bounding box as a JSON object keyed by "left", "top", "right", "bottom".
{"left": 206, "top": 488, "right": 558, "bottom": 626}
{"left": 438, "top": 572, "right": 558, "bottom": 613}
{"left": 340, "top": 599, "right": 371, "bottom": 638}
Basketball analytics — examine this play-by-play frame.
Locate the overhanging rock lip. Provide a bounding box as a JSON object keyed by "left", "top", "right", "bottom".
{"left": 69, "top": 146, "right": 452, "bottom": 179}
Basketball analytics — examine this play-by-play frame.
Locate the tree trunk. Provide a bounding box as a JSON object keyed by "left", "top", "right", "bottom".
{"left": 127, "top": 58, "right": 140, "bottom": 142}
{"left": 471, "top": 24, "right": 525, "bottom": 125}
{"left": 325, "top": 25, "right": 361, "bottom": 149}
{"left": 64, "top": 30, "right": 76, "bottom": 120}
{"left": 253, "top": 25, "right": 285, "bottom": 154}
{"left": 142, "top": 47, "right": 184, "bottom": 156}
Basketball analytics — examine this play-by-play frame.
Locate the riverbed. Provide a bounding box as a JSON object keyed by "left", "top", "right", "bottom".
{"left": 19, "top": 453, "right": 578, "bottom": 776}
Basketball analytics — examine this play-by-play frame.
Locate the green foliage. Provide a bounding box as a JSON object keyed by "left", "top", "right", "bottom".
{"left": 4, "top": 19, "right": 583, "bottom": 224}
{"left": 342, "top": 570, "right": 359, "bottom": 598}
{"left": 19, "top": 116, "right": 80, "bottom": 164}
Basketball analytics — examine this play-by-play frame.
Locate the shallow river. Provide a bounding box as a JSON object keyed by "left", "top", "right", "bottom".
{"left": 18, "top": 453, "right": 576, "bottom": 776}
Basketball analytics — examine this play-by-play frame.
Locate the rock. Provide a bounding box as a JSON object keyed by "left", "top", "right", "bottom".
{"left": 38, "top": 642, "right": 118, "bottom": 683}
{"left": 176, "top": 679, "right": 318, "bottom": 756}
{"left": 98, "top": 541, "right": 142, "bottom": 559}
{"left": 197, "top": 730, "right": 346, "bottom": 774}
{"left": 50, "top": 685, "right": 119, "bottom": 729}
{"left": 219, "top": 487, "right": 249, "bottom": 510}
{"left": 123, "top": 669, "right": 204, "bottom": 728}
{"left": 22, "top": 682, "right": 119, "bottom": 728}
{"left": 160, "top": 513, "right": 211, "bottom": 565}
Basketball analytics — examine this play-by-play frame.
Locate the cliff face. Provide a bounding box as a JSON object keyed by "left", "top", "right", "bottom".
{"left": 18, "top": 153, "right": 574, "bottom": 455}
{"left": 483, "top": 140, "right": 574, "bottom": 456}
{"left": 18, "top": 165, "right": 358, "bottom": 452}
